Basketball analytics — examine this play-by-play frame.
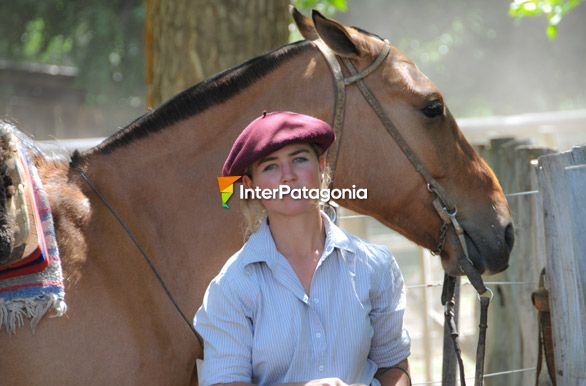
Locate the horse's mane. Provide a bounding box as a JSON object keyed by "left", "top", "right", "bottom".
{"left": 77, "top": 40, "right": 312, "bottom": 162}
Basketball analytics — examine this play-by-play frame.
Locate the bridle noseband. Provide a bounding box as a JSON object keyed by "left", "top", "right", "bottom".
{"left": 314, "top": 37, "right": 492, "bottom": 386}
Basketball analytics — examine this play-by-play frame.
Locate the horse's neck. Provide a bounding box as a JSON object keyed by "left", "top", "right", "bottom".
{"left": 77, "top": 46, "right": 335, "bottom": 311}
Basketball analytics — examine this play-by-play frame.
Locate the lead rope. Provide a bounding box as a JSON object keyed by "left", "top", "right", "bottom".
{"left": 76, "top": 169, "right": 201, "bottom": 343}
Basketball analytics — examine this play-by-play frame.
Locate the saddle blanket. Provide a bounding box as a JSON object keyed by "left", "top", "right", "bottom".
{"left": 0, "top": 145, "right": 66, "bottom": 333}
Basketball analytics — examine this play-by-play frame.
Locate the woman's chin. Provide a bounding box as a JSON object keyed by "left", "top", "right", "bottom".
{"left": 264, "top": 198, "right": 319, "bottom": 217}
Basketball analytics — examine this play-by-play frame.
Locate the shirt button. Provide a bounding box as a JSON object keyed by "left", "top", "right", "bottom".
{"left": 316, "top": 332, "right": 321, "bottom": 338}
{"left": 313, "top": 298, "right": 319, "bottom": 304}
{"left": 303, "top": 294, "right": 309, "bottom": 303}
{"left": 318, "top": 365, "right": 324, "bottom": 372}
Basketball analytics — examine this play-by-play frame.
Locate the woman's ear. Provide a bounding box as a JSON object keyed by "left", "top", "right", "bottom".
{"left": 242, "top": 175, "right": 253, "bottom": 189}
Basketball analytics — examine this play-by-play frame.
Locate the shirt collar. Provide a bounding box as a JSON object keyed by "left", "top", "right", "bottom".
{"left": 240, "top": 210, "right": 355, "bottom": 268}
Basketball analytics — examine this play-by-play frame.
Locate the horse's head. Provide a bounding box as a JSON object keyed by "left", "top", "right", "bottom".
{"left": 293, "top": 9, "right": 513, "bottom": 276}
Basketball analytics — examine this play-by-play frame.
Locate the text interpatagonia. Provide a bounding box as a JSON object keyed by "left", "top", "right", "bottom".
{"left": 239, "top": 184, "right": 368, "bottom": 202}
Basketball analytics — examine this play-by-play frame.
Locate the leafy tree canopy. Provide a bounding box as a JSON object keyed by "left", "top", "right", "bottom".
{"left": 510, "top": 0, "right": 584, "bottom": 39}
{"left": 293, "top": 0, "right": 347, "bottom": 15}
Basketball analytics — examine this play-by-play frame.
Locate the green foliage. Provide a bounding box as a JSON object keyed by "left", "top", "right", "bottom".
{"left": 292, "top": 0, "right": 347, "bottom": 15}
{"left": 0, "top": 0, "right": 145, "bottom": 108}
{"left": 1, "top": 1, "right": 345, "bottom": 105}
{"left": 510, "top": 0, "right": 584, "bottom": 39}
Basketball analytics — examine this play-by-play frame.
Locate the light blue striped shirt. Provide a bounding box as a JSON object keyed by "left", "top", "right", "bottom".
{"left": 194, "top": 212, "right": 410, "bottom": 386}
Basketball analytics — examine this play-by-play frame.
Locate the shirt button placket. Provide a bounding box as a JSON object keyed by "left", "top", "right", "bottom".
{"left": 308, "top": 300, "right": 327, "bottom": 377}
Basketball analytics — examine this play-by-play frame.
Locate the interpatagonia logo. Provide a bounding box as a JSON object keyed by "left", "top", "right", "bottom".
{"left": 218, "top": 175, "right": 368, "bottom": 208}
{"left": 217, "top": 176, "right": 241, "bottom": 208}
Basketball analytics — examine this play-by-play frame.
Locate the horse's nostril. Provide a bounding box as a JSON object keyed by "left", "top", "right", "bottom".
{"left": 504, "top": 223, "right": 515, "bottom": 252}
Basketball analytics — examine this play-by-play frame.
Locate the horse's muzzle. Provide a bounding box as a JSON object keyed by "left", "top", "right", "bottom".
{"left": 441, "top": 219, "right": 514, "bottom": 276}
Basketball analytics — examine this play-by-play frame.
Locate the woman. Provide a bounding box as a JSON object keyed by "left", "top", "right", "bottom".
{"left": 194, "top": 111, "right": 411, "bottom": 386}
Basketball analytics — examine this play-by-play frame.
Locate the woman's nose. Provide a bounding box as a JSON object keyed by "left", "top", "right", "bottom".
{"left": 281, "top": 162, "right": 296, "bottom": 183}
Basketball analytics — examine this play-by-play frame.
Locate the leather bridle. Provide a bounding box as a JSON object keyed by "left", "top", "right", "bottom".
{"left": 313, "top": 37, "right": 493, "bottom": 386}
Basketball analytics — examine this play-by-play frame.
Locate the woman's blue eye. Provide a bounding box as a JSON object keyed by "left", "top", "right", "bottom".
{"left": 293, "top": 157, "right": 308, "bottom": 163}
{"left": 262, "top": 164, "right": 277, "bottom": 172}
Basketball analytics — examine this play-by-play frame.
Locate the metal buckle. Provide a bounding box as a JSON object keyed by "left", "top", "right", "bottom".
{"left": 477, "top": 287, "right": 494, "bottom": 302}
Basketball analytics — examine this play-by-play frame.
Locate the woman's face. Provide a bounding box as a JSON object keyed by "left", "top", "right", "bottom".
{"left": 242, "top": 143, "right": 325, "bottom": 217}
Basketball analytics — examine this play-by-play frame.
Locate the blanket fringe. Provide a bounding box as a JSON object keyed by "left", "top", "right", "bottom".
{"left": 0, "top": 294, "right": 67, "bottom": 334}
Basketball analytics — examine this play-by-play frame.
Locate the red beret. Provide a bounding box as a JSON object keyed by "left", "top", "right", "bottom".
{"left": 222, "top": 111, "right": 335, "bottom": 176}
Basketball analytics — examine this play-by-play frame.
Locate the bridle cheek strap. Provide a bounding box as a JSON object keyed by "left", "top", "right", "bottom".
{"left": 312, "top": 38, "right": 346, "bottom": 177}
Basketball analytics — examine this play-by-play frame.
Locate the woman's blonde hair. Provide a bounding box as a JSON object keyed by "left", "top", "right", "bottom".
{"left": 240, "top": 144, "right": 332, "bottom": 241}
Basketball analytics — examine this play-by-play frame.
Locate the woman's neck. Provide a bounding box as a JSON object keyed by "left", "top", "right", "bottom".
{"left": 267, "top": 209, "right": 325, "bottom": 261}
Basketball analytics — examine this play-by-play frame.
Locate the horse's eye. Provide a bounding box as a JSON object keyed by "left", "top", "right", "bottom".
{"left": 421, "top": 100, "right": 444, "bottom": 118}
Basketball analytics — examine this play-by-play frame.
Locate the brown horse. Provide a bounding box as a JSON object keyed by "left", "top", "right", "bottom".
{"left": 0, "top": 9, "right": 513, "bottom": 385}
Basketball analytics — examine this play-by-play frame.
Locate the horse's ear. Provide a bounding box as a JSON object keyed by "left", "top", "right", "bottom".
{"left": 290, "top": 6, "right": 319, "bottom": 41}
{"left": 312, "top": 10, "right": 359, "bottom": 58}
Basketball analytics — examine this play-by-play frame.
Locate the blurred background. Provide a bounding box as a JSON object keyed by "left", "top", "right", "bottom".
{"left": 1, "top": 0, "right": 585, "bottom": 141}
{"left": 1, "top": 1, "right": 583, "bottom": 384}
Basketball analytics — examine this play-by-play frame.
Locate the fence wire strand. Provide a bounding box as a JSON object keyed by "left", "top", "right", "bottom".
{"left": 505, "top": 190, "right": 539, "bottom": 197}
{"left": 412, "top": 367, "right": 536, "bottom": 385}
{"left": 406, "top": 281, "right": 535, "bottom": 290}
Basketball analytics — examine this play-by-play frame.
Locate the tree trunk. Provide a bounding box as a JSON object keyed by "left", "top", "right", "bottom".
{"left": 145, "top": 0, "right": 290, "bottom": 108}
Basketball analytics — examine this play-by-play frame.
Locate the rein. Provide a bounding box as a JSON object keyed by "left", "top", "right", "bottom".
{"left": 314, "top": 38, "right": 493, "bottom": 386}
{"left": 76, "top": 169, "right": 200, "bottom": 342}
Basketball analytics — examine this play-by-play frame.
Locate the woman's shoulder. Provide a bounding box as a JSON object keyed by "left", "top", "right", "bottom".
{"left": 338, "top": 228, "right": 405, "bottom": 292}
{"left": 213, "top": 244, "right": 256, "bottom": 283}
{"left": 204, "top": 245, "right": 261, "bottom": 310}
{"left": 339, "top": 227, "right": 396, "bottom": 269}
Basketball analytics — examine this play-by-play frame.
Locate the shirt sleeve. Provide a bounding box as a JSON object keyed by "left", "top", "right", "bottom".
{"left": 193, "top": 275, "right": 254, "bottom": 386}
{"left": 368, "top": 247, "right": 411, "bottom": 367}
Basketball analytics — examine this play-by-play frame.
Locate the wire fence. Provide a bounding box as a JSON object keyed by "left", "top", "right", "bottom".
{"left": 337, "top": 209, "right": 539, "bottom": 385}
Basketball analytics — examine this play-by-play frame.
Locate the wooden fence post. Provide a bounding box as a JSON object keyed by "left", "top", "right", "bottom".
{"left": 511, "top": 146, "right": 555, "bottom": 385}
{"left": 480, "top": 138, "right": 559, "bottom": 386}
{"left": 484, "top": 137, "right": 528, "bottom": 386}
{"left": 537, "top": 146, "right": 586, "bottom": 386}
{"left": 566, "top": 164, "right": 586, "bottom": 376}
